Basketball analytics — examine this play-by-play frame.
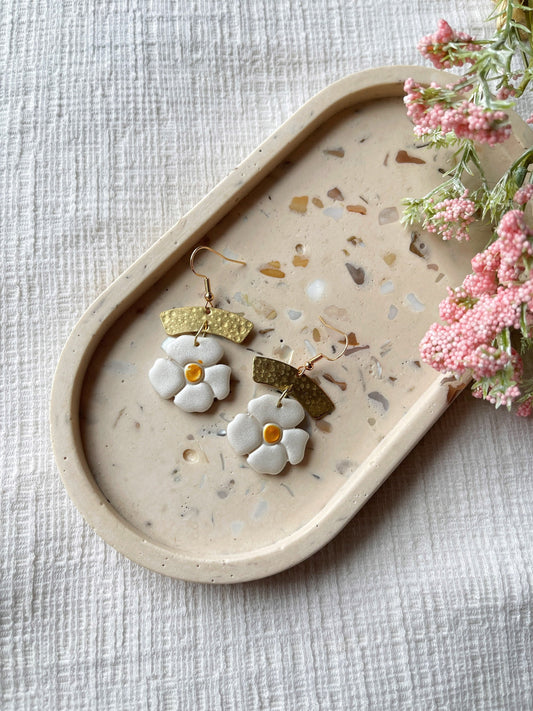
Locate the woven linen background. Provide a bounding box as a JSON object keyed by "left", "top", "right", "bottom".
{"left": 2, "top": 1, "right": 533, "bottom": 709}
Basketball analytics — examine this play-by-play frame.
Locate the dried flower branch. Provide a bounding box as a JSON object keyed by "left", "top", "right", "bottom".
{"left": 404, "top": 1, "right": 533, "bottom": 414}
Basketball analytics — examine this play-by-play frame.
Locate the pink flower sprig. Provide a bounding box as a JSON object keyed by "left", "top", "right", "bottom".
{"left": 404, "top": 4, "right": 533, "bottom": 412}
{"left": 471, "top": 348, "right": 524, "bottom": 410}
{"left": 424, "top": 192, "right": 477, "bottom": 241}
{"left": 418, "top": 19, "right": 482, "bottom": 70}
{"left": 420, "top": 209, "right": 533, "bottom": 414}
{"left": 402, "top": 166, "right": 484, "bottom": 243}
{"left": 404, "top": 79, "right": 512, "bottom": 146}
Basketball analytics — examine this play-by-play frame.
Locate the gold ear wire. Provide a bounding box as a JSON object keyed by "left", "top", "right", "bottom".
{"left": 272, "top": 317, "right": 348, "bottom": 410}
{"left": 317, "top": 316, "right": 349, "bottom": 361}
{"left": 160, "top": 246, "right": 252, "bottom": 342}
{"left": 189, "top": 246, "right": 246, "bottom": 309}
{"left": 298, "top": 316, "right": 349, "bottom": 373}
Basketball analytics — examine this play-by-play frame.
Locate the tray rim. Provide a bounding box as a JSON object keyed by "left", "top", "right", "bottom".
{"left": 50, "top": 65, "right": 532, "bottom": 583}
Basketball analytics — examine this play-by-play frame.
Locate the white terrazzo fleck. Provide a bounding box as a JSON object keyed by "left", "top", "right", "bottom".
{"left": 304, "top": 340, "right": 317, "bottom": 356}
{"left": 406, "top": 293, "right": 426, "bottom": 312}
{"left": 322, "top": 206, "right": 344, "bottom": 220}
{"left": 231, "top": 521, "right": 244, "bottom": 537}
{"left": 306, "top": 279, "right": 326, "bottom": 301}
{"left": 388, "top": 305, "right": 398, "bottom": 320}
{"left": 378, "top": 206, "right": 399, "bottom": 224}
{"left": 252, "top": 499, "right": 269, "bottom": 520}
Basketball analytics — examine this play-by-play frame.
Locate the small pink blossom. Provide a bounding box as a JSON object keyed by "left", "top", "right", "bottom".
{"left": 472, "top": 382, "right": 522, "bottom": 409}
{"left": 403, "top": 78, "right": 435, "bottom": 126}
{"left": 462, "top": 271, "right": 498, "bottom": 298}
{"left": 469, "top": 211, "right": 533, "bottom": 286}
{"left": 496, "top": 209, "right": 533, "bottom": 268}
{"left": 425, "top": 192, "right": 477, "bottom": 241}
{"left": 418, "top": 19, "right": 481, "bottom": 69}
{"left": 445, "top": 102, "right": 511, "bottom": 145}
{"left": 404, "top": 80, "right": 511, "bottom": 146}
{"left": 496, "top": 86, "right": 516, "bottom": 100}
{"left": 471, "top": 242, "right": 501, "bottom": 277}
{"left": 438, "top": 286, "right": 473, "bottom": 324}
{"left": 465, "top": 345, "right": 512, "bottom": 379}
{"left": 516, "top": 398, "right": 533, "bottom": 417}
{"left": 514, "top": 184, "right": 533, "bottom": 205}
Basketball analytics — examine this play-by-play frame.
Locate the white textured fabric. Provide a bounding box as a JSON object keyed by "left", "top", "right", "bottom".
{"left": 2, "top": 1, "right": 533, "bottom": 709}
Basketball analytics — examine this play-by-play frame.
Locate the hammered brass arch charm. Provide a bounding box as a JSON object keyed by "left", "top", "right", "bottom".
{"left": 160, "top": 306, "right": 253, "bottom": 344}
{"left": 252, "top": 356, "right": 334, "bottom": 419}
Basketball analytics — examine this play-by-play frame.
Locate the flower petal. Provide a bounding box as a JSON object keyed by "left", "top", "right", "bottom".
{"left": 162, "top": 334, "right": 223, "bottom": 367}
{"left": 247, "top": 443, "right": 288, "bottom": 475}
{"left": 281, "top": 428, "right": 309, "bottom": 465}
{"left": 148, "top": 358, "right": 185, "bottom": 399}
{"left": 173, "top": 382, "right": 214, "bottom": 412}
{"left": 203, "top": 363, "right": 231, "bottom": 401}
{"left": 227, "top": 413, "right": 262, "bottom": 455}
{"left": 248, "top": 393, "right": 305, "bottom": 428}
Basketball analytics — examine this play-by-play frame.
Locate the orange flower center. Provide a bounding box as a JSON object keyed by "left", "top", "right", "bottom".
{"left": 184, "top": 362, "right": 204, "bottom": 383}
{"left": 263, "top": 423, "right": 282, "bottom": 444}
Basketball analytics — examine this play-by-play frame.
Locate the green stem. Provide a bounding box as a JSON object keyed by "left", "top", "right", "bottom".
{"left": 508, "top": 145, "right": 533, "bottom": 174}
{"left": 515, "top": 71, "right": 532, "bottom": 97}
{"left": 464, "top": 143, "right": 489, "bottom": 192}
{"left": 512, "top": 0, "right": 533, "bottom": 95}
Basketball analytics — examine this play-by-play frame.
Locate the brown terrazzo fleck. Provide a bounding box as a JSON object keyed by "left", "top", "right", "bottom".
{"left": 290, "top": 196, "right": 308, "bottom": 213}
{"left": 346, "top": 263, "right": 365, "bottom": 285}
{"left": 346, "top": 332, "right": 359, "bottom": 346}
{"left": 323, "top": 373, "right": 347, "bottom": 391}
{"left": 327, "top": 187, "right": 344, "bottom": 201}
{"left": 315, "top": 419, "right": 332, "bottom": 433}
{"left": 409, "top": 232, "right": 427, "bottom": 259}
{"left": 347, "top": 236, "right": 363, "bottom": 246}
{"left": 260, "top": 261, "right": 285, "bottom": 278}
{"left": 345, "top": 345, "right": 369, "bottom": 356}
{"left": 346, "top": 205, "right": 367, "bottom": 214}
{"left": 293, "top": 255, "right": 309, "bottom": 267}
{"left": 396, "top": 149, "right": 426, "bottom": 165}
{"left": 324, "top": 148, "right": 345, "bottom": 157}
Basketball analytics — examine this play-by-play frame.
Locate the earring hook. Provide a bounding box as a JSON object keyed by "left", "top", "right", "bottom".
{"left": 317, "top": 316, "right": 349, "bottom": 361}
{"left": 277, "top": 317, "right": 349, "bottom": 407}
{"left": 297, "top": 317, "right": 349, "bottom": 374}
{"left": 189, "top": 245, "right": 246, "bottom": 310}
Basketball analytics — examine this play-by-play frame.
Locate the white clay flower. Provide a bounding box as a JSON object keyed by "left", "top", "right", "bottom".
{"left": 227, "top": 393, "right": 309, "bottom": 475}
{"left": 149, "top": 335, "right": 231, "bottom": 412}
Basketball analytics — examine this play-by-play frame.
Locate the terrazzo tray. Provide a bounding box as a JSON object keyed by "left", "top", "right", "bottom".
{"left": 51, "top": 66, "right": 531, "bottom": 583}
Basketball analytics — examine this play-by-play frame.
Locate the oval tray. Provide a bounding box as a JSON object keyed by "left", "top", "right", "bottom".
{"left": 51, "top": 66, "right": 530, "bottom": 583}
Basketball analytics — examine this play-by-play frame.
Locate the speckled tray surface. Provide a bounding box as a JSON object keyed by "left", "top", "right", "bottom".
{"left": 51, "top": 67, "right": 530, "bottom": 583}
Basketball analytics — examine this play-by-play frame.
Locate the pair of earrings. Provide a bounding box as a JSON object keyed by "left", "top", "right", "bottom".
{"left": 148, "top": 246, "right": 347, "bottom": 475}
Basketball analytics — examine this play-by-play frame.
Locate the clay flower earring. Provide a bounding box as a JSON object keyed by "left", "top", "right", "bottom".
{"left": 227, "top": 318, "right": 348, "bottom": 475}
{"left": 149, "top": 246, "right": 253, "bottom": 412}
